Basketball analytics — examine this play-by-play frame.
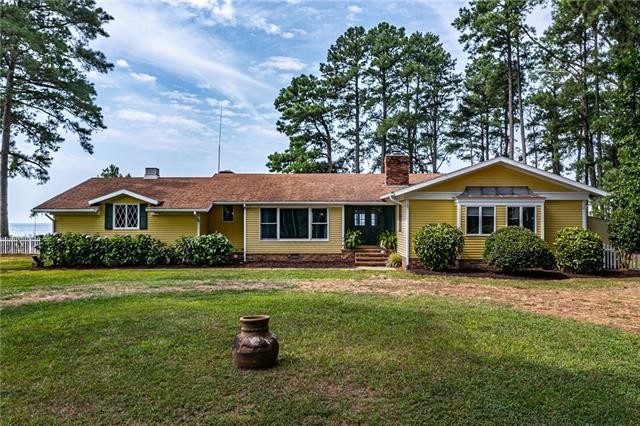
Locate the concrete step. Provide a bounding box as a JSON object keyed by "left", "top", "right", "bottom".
{"left": 354, "top": 260, "right": 388, "bottom": 266}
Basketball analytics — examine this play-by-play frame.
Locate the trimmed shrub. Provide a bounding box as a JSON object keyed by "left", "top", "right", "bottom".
{"left": 483, "top": 226, "right": 555, "bottom": 273}
{"left": 386, "top": 252, "right": 402, "bottom": 268}
{"left": 343, "top": 229, "right": 363, "bottom": 250}
{"left": 378, "top": 230, "right": 397, "bottom": 252}
{"left": 554, "top": 227, "right": 603, "bottom": 274}
{"left": 39, "top": 233, "right": 172, "bottom": 267}
{"left": 175, "top": 233, "right": 234, "bottom": 266}
{"left": 413, "top": 223, "right": 464, "bottom": 271}
{"left": 39, "top": 233, "right": 104, "bottom": 267}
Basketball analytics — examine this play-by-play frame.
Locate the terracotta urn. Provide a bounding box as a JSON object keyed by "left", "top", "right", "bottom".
{"left": 232, "top": 315, "right": 279, "bottom": 369}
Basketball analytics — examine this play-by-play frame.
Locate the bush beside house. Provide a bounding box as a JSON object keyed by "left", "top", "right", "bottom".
{"left": 483, "top": 227, "right": 555, "bottom": 273}
{"left": 39, "top": 232, "right": 233, "bottom": 267}
{"left": 413, "top": 223, "right": 464, "bottom": 271}
{"left": 554, "top": 228, "right": 603, "bottom": 274}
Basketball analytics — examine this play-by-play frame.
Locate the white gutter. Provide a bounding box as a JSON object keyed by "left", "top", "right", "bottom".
{"left": 32, "top": 208, "right": 99, "bottom": 214}
{"left": 147, "top": 208, "right": 210, "bottom": 213}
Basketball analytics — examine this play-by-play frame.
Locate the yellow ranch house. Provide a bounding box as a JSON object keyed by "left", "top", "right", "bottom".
{"left": 33, "top": 155, "right": 608, "bottom": 268}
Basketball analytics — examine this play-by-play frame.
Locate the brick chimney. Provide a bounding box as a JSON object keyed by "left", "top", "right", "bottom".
{"left": 385, "top": 154, "right": 410, "bottom": 185}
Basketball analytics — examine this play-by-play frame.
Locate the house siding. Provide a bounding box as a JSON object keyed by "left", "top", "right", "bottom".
{"left": 408, "top": 200, "right": 457, "bottom": 257}
{"left": 54, "top": 195, "right": 198, "bottom": 243}
{"left": 206, "top": 205, "right": 244, "bottom": 251}
{"left": 421, "top": 163, "right": 574, "bottom": 192}
{"left": 397, "top": 202, "right": 407, "bottom": 258}
{"left": 544, "top": 200, "right": 583, "bottom": 244}
{"left": 245, "top": 206, "right": 342, "bottom": 254}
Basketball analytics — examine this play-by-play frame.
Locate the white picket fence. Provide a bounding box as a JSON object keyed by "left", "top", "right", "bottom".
{"left": 0, "top": 237, "right": 41, "bottom": 255}
{"left": 603, "top": 243, "right": 619, "bottom": 270}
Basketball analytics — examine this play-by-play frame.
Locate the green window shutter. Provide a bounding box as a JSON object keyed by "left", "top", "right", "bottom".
{"left": 139, "top": 204, "right": 148, "bottom": 229}
{"left": 105, "top": 203, "right": 113, "bottom": 229}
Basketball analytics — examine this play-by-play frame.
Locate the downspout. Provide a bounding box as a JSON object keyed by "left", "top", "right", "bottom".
{"left": 243, "top": 204, "right": 247, "bottom": 263}
{"left": 44, "top": 213, "right": 55, "bottom": 234}
{"left": 194, "top": 211, "right": 200, "bottom": 236}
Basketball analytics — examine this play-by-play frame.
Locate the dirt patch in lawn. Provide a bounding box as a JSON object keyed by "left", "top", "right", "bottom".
{"left": 293, "top": 278, "right": 640, "bottom": 334}
{"left": 2, "top": 278, "right": 639, "bottom": 334}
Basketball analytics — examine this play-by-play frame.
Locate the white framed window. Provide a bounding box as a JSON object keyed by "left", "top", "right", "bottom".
{"left": 507, "top": 206, "right": 536, "bottom": 232}
{"left": 354, "top": 210, "right": 365, "bottom": 226}
{"left": 260, "top": 207, "right": 329, "bottom": 241}
{"left": 311, "top": 208, "right": 328, "bottom": 239}
{"left": 466, "top": 206, "right": 495, "bottom": 235}
{"left": 113, "top": 204, "right": 140, "bottom": 229}
{"left": 370, "top": 211, "right": 378, "bottom": 226}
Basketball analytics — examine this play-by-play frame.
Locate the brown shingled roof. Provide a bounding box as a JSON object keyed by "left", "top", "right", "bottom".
{"left": 33, "top": 173, "right": 439, "bottom": 211}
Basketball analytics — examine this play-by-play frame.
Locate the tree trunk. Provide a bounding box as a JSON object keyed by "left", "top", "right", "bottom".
{"left": 380, "top": 75, "right": 387, "bottom": 172}
{"left": 431, "top": 108, "right": 438, "bottom": 173}
{"left": 593, "top": 24, "right": 602, "bottom": 185}
{"left": 506, "top": 32, "right": 515, "bottom": 159}
{"left": 1, "top": 53, "right": 16, "bottom": 237}
{"left": 354, "top": 75, "right": 361, "bottom": 174}
{"left": 516, "top": 40, "right": 526, "bottom": 164}
{"left": 580, "top": 29, "right": 596, "bottom": 187}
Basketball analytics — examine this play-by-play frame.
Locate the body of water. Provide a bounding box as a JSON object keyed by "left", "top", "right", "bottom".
{"left": 9, "top": 222, "right": 52, "bottom": 237}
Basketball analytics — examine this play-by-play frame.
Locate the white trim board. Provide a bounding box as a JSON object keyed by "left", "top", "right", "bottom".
{"left": 89, "top": 189, "right": 159, "bottom": 206}
{"left": 381, "top": 157, "right": 608, "bottom": 199}
{"left": 32, "top": 208, "right": 99, "bottom": 214}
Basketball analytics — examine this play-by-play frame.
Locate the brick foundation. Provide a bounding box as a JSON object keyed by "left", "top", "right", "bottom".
{"left": 245, "top": 251, "right": 355, "bottom": 266}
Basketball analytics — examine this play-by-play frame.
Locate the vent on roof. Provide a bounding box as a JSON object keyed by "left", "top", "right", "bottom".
{"left": 219, "top": 170, "right": 234, "bottom": 174}
{"left": 144, "top": 168, "right": 160, "bottom": 179}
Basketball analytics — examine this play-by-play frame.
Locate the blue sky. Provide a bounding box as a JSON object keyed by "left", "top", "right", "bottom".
{"left": 15, "top": 0, "right": 550, "bottom": 223}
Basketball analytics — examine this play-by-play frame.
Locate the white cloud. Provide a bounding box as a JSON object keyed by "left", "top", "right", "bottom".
{"left": 115, "top": 58, "right": 130, "bottom": 68}
{"left": 96, "top": 2, "right": 271, "bottom": 104}
{"left": 116, "top": 108, "right": 204, "bottom": 130}
{"left": 161, "top": 0, "right": 235, "bottom": 23}
{"left": 347, "top": 4, "right": 363, "bottom": 23}
{"left": 256, "top": 56, "right": 306, "bottom": 72}
{"left": 117, "top": 109, "right": 156, "bottom": 122}
{"left": 212, "top": 0, "right": 234, "bottom": 22}
{"left": 130, "top": 72, "right": 157, "bottom": 83}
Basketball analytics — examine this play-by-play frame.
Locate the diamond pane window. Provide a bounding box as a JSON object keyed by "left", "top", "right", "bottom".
{"left": 113, "top": 204, "right": 139, "bottom": 229}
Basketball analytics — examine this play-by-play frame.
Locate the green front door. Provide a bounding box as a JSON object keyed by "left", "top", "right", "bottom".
{"left": 346, "top": 206, "right": 395, "bottom": 246}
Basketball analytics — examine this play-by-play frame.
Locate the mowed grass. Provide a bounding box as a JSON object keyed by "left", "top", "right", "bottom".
{"left": 1, "top": 256, "right": 637, "bottom": 297}
{"left": 1, "top": 291, "right": 639, "bottom": 424}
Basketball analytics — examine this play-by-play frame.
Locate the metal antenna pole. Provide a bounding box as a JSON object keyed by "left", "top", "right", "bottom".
{"left": 217, "top": 104, "right": 222, "bottom": 173}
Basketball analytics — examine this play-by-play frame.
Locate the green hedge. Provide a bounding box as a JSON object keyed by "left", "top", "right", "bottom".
{"left": 39, "top": 232, "right": 232, "bottom": 267}
{"left": 413, "top": 223, "right": 464, "bottom": 271}
{"left": 174, "top": 233, "right": 234, "bottom": 266}
{"left": 554, "top": 227, "right": 603, "bottom": 274}
{"left": 483, "top": 227, "right": 555, "bottom": 273}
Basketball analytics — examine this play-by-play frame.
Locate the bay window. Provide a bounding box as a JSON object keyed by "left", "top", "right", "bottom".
{"left": 260, "top": 207, "right": 329, "bottom": 240}
{"left": 507, "top": 206, "right": 536, "bottom": 232}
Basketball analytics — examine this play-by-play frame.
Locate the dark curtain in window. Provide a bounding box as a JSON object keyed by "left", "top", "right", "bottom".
{"left": 507, "top": 207, "right": 519, "bottom": 226}
{"left": 481, "top": 207, "right": 494, "bottom": 234}
{"left": 466, "top": 207, "right": 479, "bottom": 234}
{"left": 523, "top": 207, "right": 535, "bottom": 232}
{"left": 260, "top": 208, "right": 277, "bottom": 239}
{"left": 280, "top": 209, "right": 309, "bottom": 239}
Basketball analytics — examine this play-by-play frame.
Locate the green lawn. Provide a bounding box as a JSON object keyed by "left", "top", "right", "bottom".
{"left": 2, "top": 291, "right": 639, "bottom": 424}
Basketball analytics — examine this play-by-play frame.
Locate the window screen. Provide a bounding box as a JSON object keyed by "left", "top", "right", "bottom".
{"left": 279, "top": 208, "right": 309, "bottom": 239}
{"left": 223, "top": 205, "right": 234, "bottom": 221}
{"left": 260, "top": 208, "right": 277, "bottom": 239}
